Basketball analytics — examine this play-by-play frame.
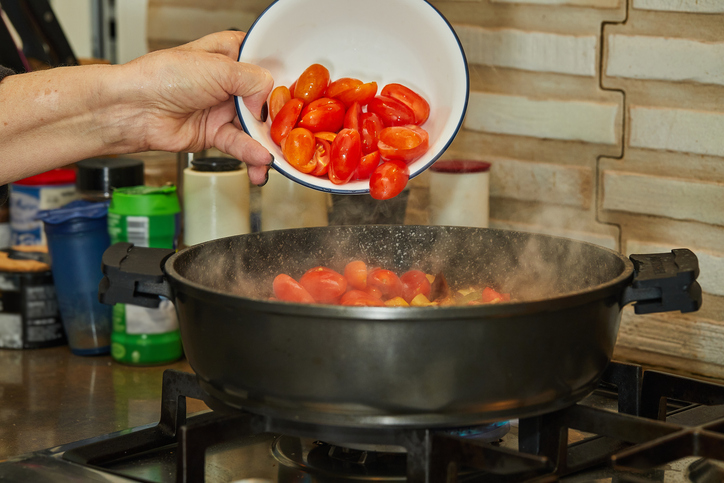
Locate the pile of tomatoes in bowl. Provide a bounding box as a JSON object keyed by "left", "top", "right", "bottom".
{"left": 272, "top": 260, "right": 511, "bottom": 307}
{"left": 268, "top": 63, "right": 430, "bottom": 200}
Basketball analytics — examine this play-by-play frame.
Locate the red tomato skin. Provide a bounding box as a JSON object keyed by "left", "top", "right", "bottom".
{"left": 400, "top": 270, "right": 432, "bottom": 303}
{"left": 381, "top": 83, "right": 430, "bottom": 125}
{"left": 377, "top": 125, "right": 430, "bottom": 163}
{"left": 360, "top": 112, "right": 384, "bottom": 154}
{"left": 281, "top": 128, "right": 316, "bottom": 174}
{"left": 481, "top": 287, "right": 506, "bottom": 303}
{"left": 299, "top": 266, "right": 348, "bottom": 304}
{"left": 369, "top": 160, "right": 409, "bottom": 200}
{"left": 340, "top": 290, "right": 385, "bottom": 307}
{"left": 367, "top": 268, "right": 404, "bottom": 299}
{"left": 310, "top": 138, "right": 331, "bottom": 177}
{"left": 353, "top": 151, "right": 381, "bottom": 181}
{"left": 273, "top": 274, "right": 315, "bottom": 303}
{"left": 294, "top": 64, "right": 330, "bottom": 105}
{"left": 344, "top": 102, "right": 362, "bottom": 131}
{"left": 364, "top": 285, "right": 383, "bottom": 300}
{"left": 368, "top": 96, "right": 416, "bottom": 127}
{"left": 344, "top": 260, "right": 367, "bottom": 290}
{"left": 326, "top": 77, "right": 362, "bottom": 99}
{"left": 270, "top": 98, "right": 303, "bottom": 146}
{"left": 336, "top": 82, "right": 378, "bottom": 107}
{"left": 269, "top": 86, "right": 291, "bottom": 122}
{"left": 297, "top": 98, "right": 345, "bottom": 133}
{"left": 329, "top": 129, "right": 361, "bottom": 185}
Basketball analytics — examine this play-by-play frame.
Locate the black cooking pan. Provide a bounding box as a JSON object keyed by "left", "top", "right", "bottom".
{"left": 99, "top": 226, "right": 701, "bottom": 428}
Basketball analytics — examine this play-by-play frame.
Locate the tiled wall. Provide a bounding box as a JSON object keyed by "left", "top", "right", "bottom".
{"left": 147, "top": 0, "right": 724, "bottom": 377}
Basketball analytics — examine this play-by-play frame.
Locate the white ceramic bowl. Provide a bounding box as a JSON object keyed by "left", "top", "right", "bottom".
{"left": 234, "top": 0, "right": 469, "bottom": 195}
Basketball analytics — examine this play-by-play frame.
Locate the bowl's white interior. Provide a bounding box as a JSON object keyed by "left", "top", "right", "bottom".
{"left": 235, "top": 0, "right": 468, "bottom": 194}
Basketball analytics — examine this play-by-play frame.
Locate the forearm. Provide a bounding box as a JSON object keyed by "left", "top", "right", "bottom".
{"left": 0, "top": 64, "right": 144, "bottom": 184}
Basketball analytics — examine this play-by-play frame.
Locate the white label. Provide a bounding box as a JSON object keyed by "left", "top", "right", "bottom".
{"left": 126, "top": 216, "right": 150, "bottom": 247}
{"left": 0, "top": 313, "right": 23, "bottom": 349}
{"left": 125, "top": 299, "right": 178, "bottom": 335}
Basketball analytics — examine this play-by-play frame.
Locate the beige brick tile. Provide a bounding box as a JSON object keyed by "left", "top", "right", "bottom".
{"left": 455, "top": 25, "right": 597, "bottom": 76}
{"left": 602, "top": 170, "right": 724, "bottom": 225}
{"left": 466, "top": 92, "right": 620, "bottom": 144}
{"left": 626, "top": 240, "right": 724, "bottom": 297}
{"left": 147, "top": 5, "right": 260, "bottom": 43}
{"left": 606, "top": 34, "right": 724, "bottom": 86}
{"left": 633, "top": 0, "right": 724, "bottom": 13}
{"left": 629, "top": 105, "right": 724, "bottom": 157}
{"left": 487, "top": 156, "right": 593, "bottom": 208}
{"left": 492, "top": 0, "right": 620, "bottom": 6}
{"left": 490, "top": 219, "right": 617, "bottom": 249}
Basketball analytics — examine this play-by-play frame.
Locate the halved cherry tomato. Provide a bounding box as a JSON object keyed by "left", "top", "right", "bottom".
{"left": 344, "top": 260, "right": 367, "bottom": 290}
{"left": 281, "top": 128, "right": 316, "bottom": 174}
{"left": 364, "top": 285, "right": 383, "bottom": 300}
{"left": 269, "top": 86, "right": 291, "bottom": 122}
{"left": 270, "top": 98, "right": 303, "bottom": 145}
{"left": 298, "top": 98, "right": 345, "bottom": 133}
{"left": 336, "top": 81, "right": 378, "bottom": 107}
{"left": 400, "top": 270, "right": 432, "bottom": 303}
{"left": 340, "top": 290, "right": 385, "bottom": 307}
{"left": 273, "top": 274, "right": 315, "bottom": 303}
{"left": 353, "top": 150, "right": 381, "bottom": 181}
{"left": 289, "top": 80, "right": 297, "bottom": 96}
{"left": 481, "top": 287, "right": 507, "bottom": 304}
{"left": 369, "top": 160, "right": 409, "bottom": 200}
{"left": 344, "top": 102, "right": 362, "bottom": 131}
{"left": 367, "top": 268, "right": 404, "bottom": 300}
{"left": 360, "top": 112, "right": 384, "bottom": 154}
{"left": 367, "top": 95, "right": 416, "bottom": 127}
{"left": 326, "top": 77, "right": 363, "bottom": 99}
{"left": 329, "top": 128, "right": 361, "bottom": 185}
{"left": 381, "top": 83, "right": 430, "bottom": 125}
{"left": 378, "top": 125, "right": 429, "bottom": 163}
{"left": 310, "top": 138, "right": 331, "bottom": 177}
{"left": 314, "top": 131, "right": 337, "bottom": 143}
{"left": 299, "top": 266, "right": 348, "bottom": 304}
{"left": 294, "top": 64, "right": 330, "bottom": 105}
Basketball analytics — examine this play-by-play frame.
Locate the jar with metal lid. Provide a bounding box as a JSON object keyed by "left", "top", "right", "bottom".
{"left": 76, "top": 157, "right": 145, "bottom": 202}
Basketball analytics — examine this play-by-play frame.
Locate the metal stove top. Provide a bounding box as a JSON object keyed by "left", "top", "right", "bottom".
{"left": 2, "top": 361, "right": 724, "bottom": 482}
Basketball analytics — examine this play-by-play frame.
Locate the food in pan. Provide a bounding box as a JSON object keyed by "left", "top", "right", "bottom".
{"left": 268, "top": 63, "right": 431, "bottom": 200}
{"left": 271, "top": 260, "right": 510, "bottom": 307}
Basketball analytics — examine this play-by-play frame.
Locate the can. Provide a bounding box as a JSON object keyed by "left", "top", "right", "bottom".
{"left": 108, "top": 186, "right": 181, "bottom": 365}
{"left": 10, "top": 169, "right": 77, "bottom": 246}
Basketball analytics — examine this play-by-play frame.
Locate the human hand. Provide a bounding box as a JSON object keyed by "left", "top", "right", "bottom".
{"left": 117, "top": 31, "right": 274, "bottom": 185}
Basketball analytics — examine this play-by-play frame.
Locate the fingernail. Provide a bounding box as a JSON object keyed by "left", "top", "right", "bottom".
{"left": 260, "top": 102, "right": 268, "bottom": 123}
{"left": 268, "top": 153, "right": 275, "bottom": 166}
{"left": 257, "top": 166, "right": 270, "bottom": 187}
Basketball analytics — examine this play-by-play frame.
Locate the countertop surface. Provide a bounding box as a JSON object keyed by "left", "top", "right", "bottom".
{"left": 0, "top": 346, "right": 208, "bottom": 462}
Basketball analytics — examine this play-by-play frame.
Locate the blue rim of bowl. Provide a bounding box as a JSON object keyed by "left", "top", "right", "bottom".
{"left": 234, "top": 0, "right": 469, "bottom": 195}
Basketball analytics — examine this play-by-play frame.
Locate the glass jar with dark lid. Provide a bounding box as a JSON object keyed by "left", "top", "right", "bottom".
{"left": 76, "top": 157, "right": 145, "bottom": 201}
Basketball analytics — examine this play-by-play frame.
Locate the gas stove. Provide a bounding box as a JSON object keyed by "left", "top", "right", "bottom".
{"left": 2, "top": 361, "right": 724, "bottom": 482}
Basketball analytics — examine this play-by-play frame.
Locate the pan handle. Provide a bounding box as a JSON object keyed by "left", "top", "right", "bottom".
{"left": 621, "top": 248, "right": 702, "bottom": 314}
{"left": 98, "top": 242, "right": 175, "bottom": 308}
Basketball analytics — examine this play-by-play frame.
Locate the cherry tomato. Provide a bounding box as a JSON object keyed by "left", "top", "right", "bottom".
{"left": 369, "top": 160, "right": 409, "bottom": 200}
{"left": 367, "top": 96, "right": 415, "bottom": 127}
{"left": 281, "top": 128, "right": 316, "bottom": 174}
{"left": 314, "top": 131, "right": 337, "bottom": 143}
{"left": 340, "top": 290, "right": 385, "bottom": 307}
{"left": 381, "top": 83, "right": 430, "bottom": 125}
{"left": 360, "top": 112, "right": 384, "bottom": 154}
{"left": 329, "top": 128, "right": 361, "bottom": 185}
{"left": 294, "top": 64, "right": 330, "bottom": 105}
{"left": 353, "top": 150, "right": 381, "bottom": 180}
{"left": 364, "top": 285, "right": 383, "bottom": 300}
{"left": 367, "top": 268, "right": 404, "bottom": 300}
{"left": 400, "top": 270, "right": 431, "bottom": 303}
{"left": 269, "top": 86, "right": 291, "bottom": 122}
{"left": 310, "top": 138, "right": 331, "bottom": 177}
{"left": 326, "top": 77, "right": 363, "bottom": 99}
{"left": 289, "top": 80, "right": 297, "bottom": 95}
{"left": 299, "top": 266, "right": 348, "bottom": 304}
{"left": 481, "top": 287, "right": 507, "bottom": 304}
{"left": 336, "top": 82, "right": 378, "bottom": 107}
{"left": 273, "top": 274, "right": 315, "bottom": 303}
{"left": 378, "top": 125, "right": 429, "bottom": 163}
{"left": 298, "top": 98, "right": 345, "bottom": 133}
{"left": 270, "top": 98, "right": 303, "bottom": 145}
{"left": 344, "top": 102, "right": 362, "bottom": 131}
{"left": 344, "top": 260, "right": 367, "bottom": 290}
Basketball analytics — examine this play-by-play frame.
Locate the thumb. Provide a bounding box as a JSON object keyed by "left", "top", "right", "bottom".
{"left": 227, "top": 61, "right": 274, "bottom": 122}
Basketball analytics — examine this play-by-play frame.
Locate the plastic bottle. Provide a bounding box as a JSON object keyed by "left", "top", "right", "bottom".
{"left": 107, "top": 185, "right": 181, "bottom": 365}
{"left": 182, "top": 157, "right": 250, "bottom": 246}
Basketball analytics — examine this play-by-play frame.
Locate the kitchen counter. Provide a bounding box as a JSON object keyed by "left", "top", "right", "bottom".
{"left": 0, "top": 346, "right": 208, "bottom": 462}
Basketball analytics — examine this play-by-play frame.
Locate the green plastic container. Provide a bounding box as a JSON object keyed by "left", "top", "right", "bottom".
{"left": 108, "top": 186, "right": 182, "bottom": 365}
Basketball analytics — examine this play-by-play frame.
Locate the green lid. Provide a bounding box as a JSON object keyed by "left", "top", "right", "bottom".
{"left": 109, "top": 185, "right": 180, "bottom": 216}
